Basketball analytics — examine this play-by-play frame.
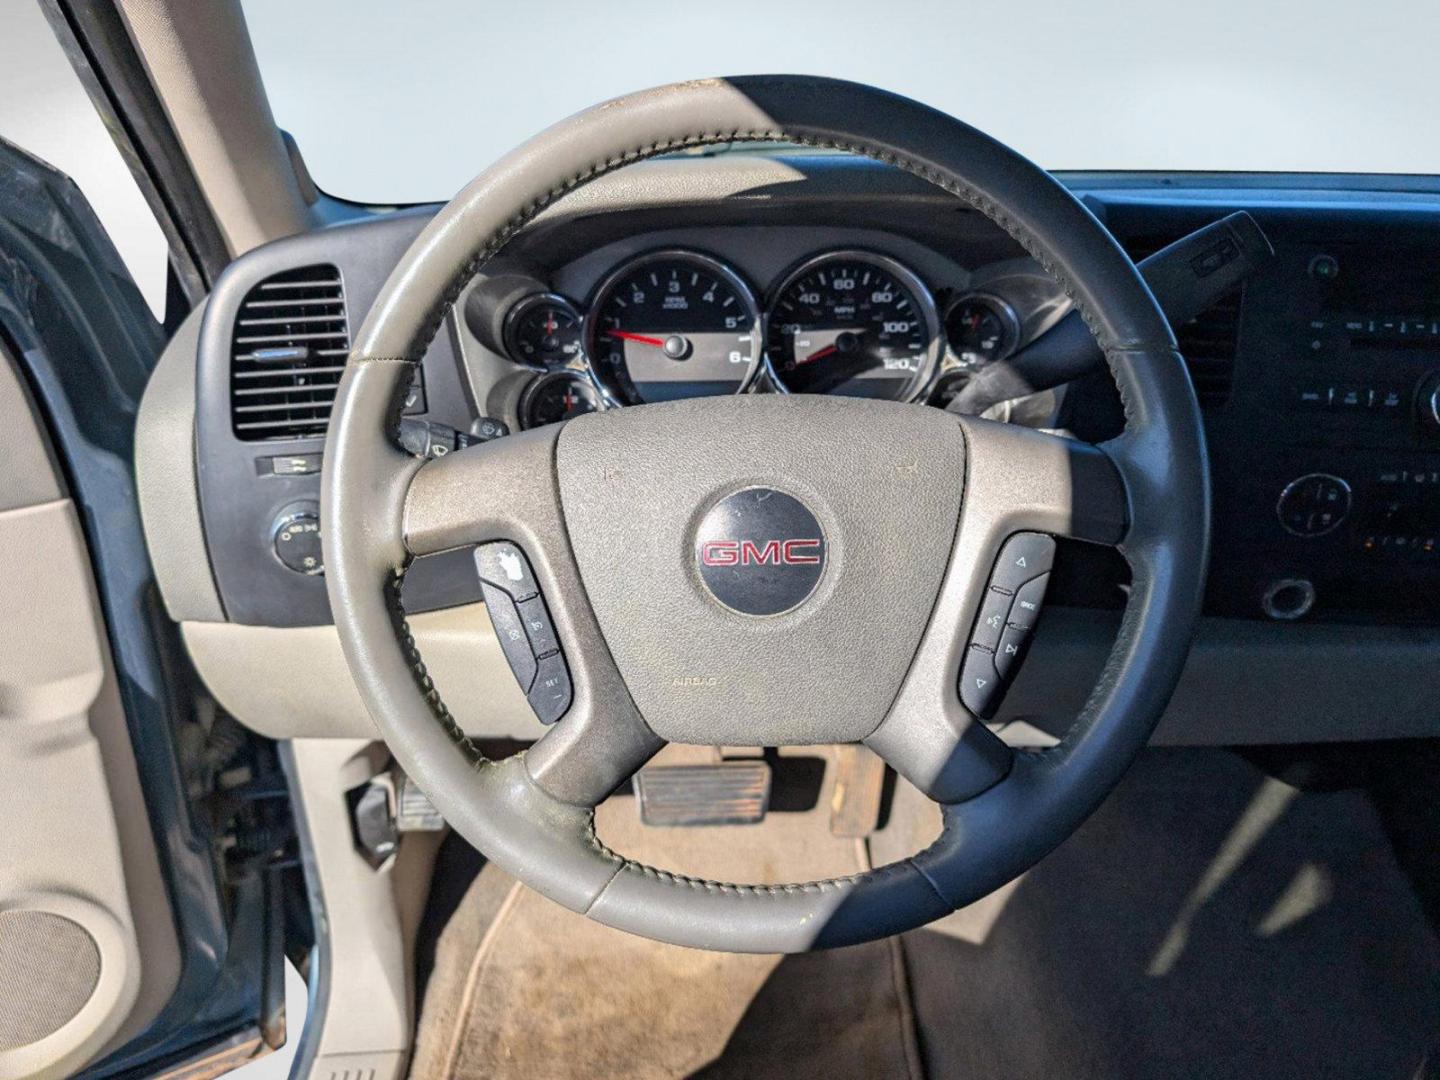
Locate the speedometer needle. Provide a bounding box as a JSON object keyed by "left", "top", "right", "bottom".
{"left": 796, "top": 345, "right": 838, "bottom": 366}
{"left": 603, "top": 330, "right": 666, "bottom": 347}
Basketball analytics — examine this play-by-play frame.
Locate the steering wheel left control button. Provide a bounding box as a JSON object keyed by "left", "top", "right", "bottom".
{"left": 529, "top": 654, "right": 573, "bottom": 725}
{"left": 476, "top": 542, "right": 540, "bottom": 601}
{"left": 479, "top": 584, "right": 537, "bottom": 693}
{"left": 517, "top": 596, "right": 561, "bottom": 658}
{"left": 959, "top": 646, "right": 1002, "bottom": 718}
{"left": 474, "top": 542, "right": 573, "bottom": 724}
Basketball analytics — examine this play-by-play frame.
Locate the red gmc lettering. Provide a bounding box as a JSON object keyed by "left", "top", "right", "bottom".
{"left": 739, "top": 540, "right": 783, "bottom": 565}
{"left": 699, "top": 540, "right": 739, "bottom": 566}
{"left": 700, "top": 539, "right": 823, "bottom": 567}
{"left": 782, "top": 539, "right": 822, "bottom": 565}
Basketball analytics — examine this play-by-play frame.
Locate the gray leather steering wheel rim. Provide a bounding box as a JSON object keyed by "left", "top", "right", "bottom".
{"left": 322, "top": 75, "right": 1210, "bottom": 953}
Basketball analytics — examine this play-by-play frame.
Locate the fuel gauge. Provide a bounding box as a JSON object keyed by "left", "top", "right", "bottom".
{"left": 945, "top": 293, "right": 1020, "bottom": 370}
{"left": 504, "top": 293, "right": 584, "bottom": 370}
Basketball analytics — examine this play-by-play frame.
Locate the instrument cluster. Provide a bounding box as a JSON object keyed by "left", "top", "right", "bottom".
{"left": 499, "top": 246, "right": 1032, "bottom": 429}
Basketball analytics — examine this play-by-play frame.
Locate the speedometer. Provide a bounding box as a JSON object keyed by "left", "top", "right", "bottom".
{"left": 586, "top": 250, "right": 762, "bottom": 405}
{"left": 765, "top": 251, "right": 941, "bottom": 400}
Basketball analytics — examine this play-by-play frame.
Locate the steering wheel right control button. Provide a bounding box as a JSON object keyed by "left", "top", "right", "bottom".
{"left": 474, "top": 542, "right": 572, "bottom": 724}
{"left": 994, "top": 624, "right": 1032, "bottom": 680}
{"left": 960, "top": 646, "right": 1002, "bottom": 717}
{"left": 1009, "top": 573, "right": 1050, "bottom": 632}
{"left": 958, "top": 533, "right": 1055, "bottom": 718}
{"left": 972, "top": 588, "right": 1014, "bottom": 651}
{"left": 988, "top": 532, "right": 1056, "bottom": 592}
{"left": 1276, "top": 473, "right": 1351, "bottom": 537}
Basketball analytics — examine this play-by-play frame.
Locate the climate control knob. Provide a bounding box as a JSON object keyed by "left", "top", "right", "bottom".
{"left": 1276, "top": 473, "right": 1351, "bottom": 537}
{"left": 273, "top": 504, "right": 323, "bottom": 575}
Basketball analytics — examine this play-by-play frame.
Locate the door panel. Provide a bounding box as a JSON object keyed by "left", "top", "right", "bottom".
{"left": 0, "top": 347, "right": 180, "bottom": 1080}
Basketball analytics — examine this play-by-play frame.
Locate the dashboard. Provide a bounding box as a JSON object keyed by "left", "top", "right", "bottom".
{"left": 480, "top": 241, "right": 1061, "bottom": 428}
{"left": 142, "top": 154, "right": 1440, "bottom": 749}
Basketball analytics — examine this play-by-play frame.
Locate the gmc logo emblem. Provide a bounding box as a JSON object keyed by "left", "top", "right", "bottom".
{"left": 694, "top": 488, "right": 826, "bottom": 616}
{"left": 699, "top": 538, "right": 823, "bottom": 567}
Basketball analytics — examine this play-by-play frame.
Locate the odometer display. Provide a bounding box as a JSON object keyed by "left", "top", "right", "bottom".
{"left": 586, "top": 251, "right": 762, "bottom": 404}
{"left": 766, "top": 252, "right": 939, "bottom": 400}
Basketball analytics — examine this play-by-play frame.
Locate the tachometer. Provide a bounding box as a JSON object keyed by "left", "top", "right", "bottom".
{"left": 765, "top": 251, "right": 940, "bottom": 400}
{"left": 586, "top": 251, "right": 762, "bottom": 404}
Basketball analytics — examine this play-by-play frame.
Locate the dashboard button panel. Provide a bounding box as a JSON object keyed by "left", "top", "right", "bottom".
{"left": 474, "top": 542, "right": 572, "bottom": 724}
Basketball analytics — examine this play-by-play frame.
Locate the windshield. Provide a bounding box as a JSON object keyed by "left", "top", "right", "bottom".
{"left": 243, "top": 0, "right": 1438, "bottom": 205}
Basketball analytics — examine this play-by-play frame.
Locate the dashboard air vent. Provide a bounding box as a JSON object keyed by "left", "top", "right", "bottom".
{"left": 229, "top": 265, "right": 350, "bottom": 440}
{"left": 1123, "top": 236, "right": 1242, "bottom": 409}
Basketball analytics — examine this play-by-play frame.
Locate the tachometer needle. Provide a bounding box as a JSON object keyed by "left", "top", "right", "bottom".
{"left": 603, "top": 330, "right": 666, "bottom": 347}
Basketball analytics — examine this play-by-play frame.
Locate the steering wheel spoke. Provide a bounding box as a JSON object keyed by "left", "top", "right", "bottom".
{"left": 526, "top": 712, "right": 665, "bottom": 808}
{"left": 954, "top": 414, "right": 1129, "bottom": 548}
{"left": 402, "top": 426, "right": 558, "bottom": 557}
{"left": 867, "top": 416, "right": 1131, "bottom": 802}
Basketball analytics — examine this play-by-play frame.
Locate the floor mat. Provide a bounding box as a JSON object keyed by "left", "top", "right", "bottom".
{"left": 410, "top": 746, "right": 925, "bottom": 1079}
{"left": 412, "top": 748, "right": 1440, "bottom": 1079}
{"left": 897, "top": 749, "right": 1440, "bottom": 1079}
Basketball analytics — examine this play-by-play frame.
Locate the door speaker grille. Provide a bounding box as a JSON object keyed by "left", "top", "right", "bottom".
{"left": 0, "top": 910, "right": 101, "bottom": 1050}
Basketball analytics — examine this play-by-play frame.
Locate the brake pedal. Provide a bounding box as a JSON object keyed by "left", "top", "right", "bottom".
{"left": 395, "top": 771, "right": 445, "bottom": 832}
{"left": 634, "top": 762, "right": 771, "bottom": 827}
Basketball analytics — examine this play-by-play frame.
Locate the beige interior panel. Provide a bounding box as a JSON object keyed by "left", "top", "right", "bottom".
{"left": 0, "top": 345, "right": 180, "bottom": 1079}
{"left": 286, "top": 740, "right": 439, "bottom": 1080}
{"left": 116, "top": 0, "right": 312, "bottom": 254}
{"left": 135, "top": 300, "right": 224, "bottom": 624}
{"left": 183, "top": 604, "right": 544, "bottom": 740}
{"left": 0, "top": 501, "right": 165, "bottom": 1079}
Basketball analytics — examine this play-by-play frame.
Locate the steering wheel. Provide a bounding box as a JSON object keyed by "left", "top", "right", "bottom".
{"left": 322, "top": 76, "right": 1209, "bottom": 953}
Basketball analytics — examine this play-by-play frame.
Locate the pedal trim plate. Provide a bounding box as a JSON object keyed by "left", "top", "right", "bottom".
{"left": 633, "top": 762, "right": 772, "bottom": 827}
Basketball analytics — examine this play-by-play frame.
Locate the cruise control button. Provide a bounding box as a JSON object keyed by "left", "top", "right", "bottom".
{"left": 959, "top": 646, "right": 1001, "bottom": 718}
{"left": 517, "top": 596, "right": 560, "bottom": 658}
{"left": 972, "top": 587, "right": 1013, "bottom": 651}
{"left": 529, "top": 653, "right": 573, "bottom": 725}
{"left": 1008, "top": 573, "right": 1050, "bottom": 632}
{"left": 475, "top": 542, "right": 539, "bottom": 601}
{"left": 990, "top": 533, "right": 1056, "bottom": 593}
{"left": 479, "top": 582, "right": 537, "bottom": 693}
{"left": 994, "top": 624, "right": 1031, "bottom": 681}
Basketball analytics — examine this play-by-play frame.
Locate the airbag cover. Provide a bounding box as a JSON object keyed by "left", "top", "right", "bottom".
{"left": 555, "top": 394, "right": 965, "bottom": 745}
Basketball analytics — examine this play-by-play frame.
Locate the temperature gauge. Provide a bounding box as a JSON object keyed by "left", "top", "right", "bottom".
{"left": 521, "top": 372, "right": 601, "bottom": 429}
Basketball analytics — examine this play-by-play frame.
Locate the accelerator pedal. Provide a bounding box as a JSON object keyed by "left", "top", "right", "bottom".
{"left": 634, "top": 761, "right": 772, "bottom": 827}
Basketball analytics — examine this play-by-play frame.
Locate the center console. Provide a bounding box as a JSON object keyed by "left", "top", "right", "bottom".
{"left": 1179, "top": 224, "right": 1440, "bottom": 623}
